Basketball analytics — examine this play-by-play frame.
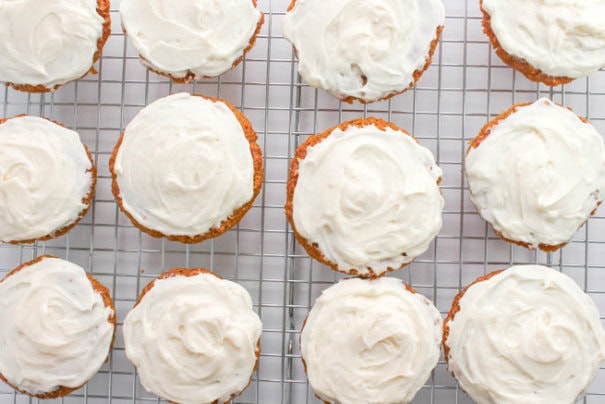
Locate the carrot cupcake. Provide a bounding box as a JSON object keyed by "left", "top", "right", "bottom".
{"left": 465, "top": 98, "right": 605, "bottom": 251}
{"left": 480, "top": 0, "right": 605, "bottom": 86}
{"left": 0, "top": 255, "right": 116, "bottom": 398}
{"left": 301, "top": 277, "right": 442, "bottom": 404}
{"left": 0, "top": 115, "right": 96, "bottom": 244}
{"left": 285, "top": 118, "right": 443, "bottom": 277}
{"left": 123, "top": 268, "right": 262, "bottom": 404}
{"left": 110, "top": 92, "right": 263, "bottom": 244}
{"left": 0, "top": 0, "right": 111, "bottom": 92}
{"left": 282, "top": 0, "right": 445, "bottom": 103}
{"left": 120, "top": 0, "right": 264, "bottom": 81}
{"left": 443, "top": 265, "right": 605, "bottom": 404}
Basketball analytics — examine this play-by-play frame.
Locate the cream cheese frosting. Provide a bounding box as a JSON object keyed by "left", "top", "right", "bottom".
{"left": 292, "top": 122, "right": 443, "bottom": 275}
{"left": 112, "top": 93, "right": 255, "bottom": 238}
{"left": 120, "top": 0, "right": 262, "bottom": 79}
{"left": 301, "top": 277, "right": 442, "bottom": 404}
{"left": 123, "top": 271, "right": 262, "bottom": 404}
{"left": 482, "top": 0, "right": 605, "bottom": 79}
{"left": 0, "top": 256, "right": 115, "bottom": 396}
{"left": 0, "top": 116, "right": 94, "bottom": 243}
{"left": 282, "top": 0, "right": 445, "bottom": 102}
{"left": 445, "top": 265, "right": 605, "bottom": 404}
{"left": 0, "top": 0, "right": 105, "bottom": 90}
{"left": 465, "top": 98, "right": 605, "bottom": 249}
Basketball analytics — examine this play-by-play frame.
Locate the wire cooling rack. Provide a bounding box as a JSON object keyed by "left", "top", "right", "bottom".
{"left": 1, "top": 0, "right": 605, "bottom": 403}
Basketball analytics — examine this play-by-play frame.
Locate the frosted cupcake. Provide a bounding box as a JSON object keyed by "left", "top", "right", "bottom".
{"left": 0, "top": 0, "right": 111, "bottom": 92}
{"left": 286, "top": 117, "right": 443, "bottom": 277}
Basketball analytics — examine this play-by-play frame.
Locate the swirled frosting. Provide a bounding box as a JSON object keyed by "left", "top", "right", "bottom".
{"left": 301, "top": 277, "right": 442, "bottom": 404}
{"left": 482, "top": 0, "right": 605, "bottom": 79}
{"left": 282, "top": 0, "right": 445, "bottom": 102}
{"left": 292, "top": 122, "right": 443, "bottom": 275}
{"left": 0, "top": 116, "right": 94, "bottom": 243}
{"left": 0, "top": 256, "right": 115, "bottom": 395}
{"left": 123, "top": 271, "right": 262, "bottom": 404}
{"left": 446, "top": 265, "right": 605, "bottom": 404}
{"left": 120, "top": 0, "right": 262, "bottom": 79}
{"left": 0, "top": 0, "right": 105, "bottom": 89}
{"left": 113, "top": 93, "right": 255, "bottom": 237}
{"left": 465, "top": 98, "right": 605, "bottom": 249}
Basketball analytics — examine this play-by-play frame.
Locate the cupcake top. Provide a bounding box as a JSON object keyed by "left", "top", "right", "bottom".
{"left": 465, "top": 98, "right": 605, "bottom": 250}
{"left": 444, "top": 265, "right": 605, "bottom": 404}
{"left": 123, "top": 269, "right": 262, "bottom": 404}
{"left": 287, "top": 118, "right": 443, "bottom": 277}
{"left": 120, "top": 0, "right": 263, "bottom": 80}
{"left": 301, "top": 277, "right": 442, "bottom": 404}
{"left": 481, "top": 0, "right": 605, "bottom": 81}
{"left": 0, "top": 116, "right": 95, "bottom": 244}
{"left": 0, "top": 256, "right": 115, "bottom": 397}
{"left": 282, "top": 0, "right": 445, "bottom": 103}
{"left": 111, "top": 92, "right": 262, "bottom": 242}
{"left": 0, "top": 0, "right": 108, "bottom": 91}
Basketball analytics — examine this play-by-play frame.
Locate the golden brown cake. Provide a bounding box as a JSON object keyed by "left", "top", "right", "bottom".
{"left": 0, "top": 115, "right": 96, "bottom": 244}
{"left": 465, "top": 98, "right": 605, "bottom": 251}
{"left": 443, "top": 265, "right": 605, "bottom": 403}
{"left": 109, "top": 92, "right": 263, "bottom": 244}
{"left": 282, "top": 0, "right": 445, "bottom": 103}
{"left": 0, "top": 255, "right": 116, "bottom": 398}
{"left": 119, "top": 0, "right": 264, "bottom": 82}
{"left": 123, "top": 268, "right": 262, "bottom": 404}
{"left": 285, "top": 117, "right": 443, "bottom": 277}
{"left": 0, "top": 0, "right": 111, "bottom": 92}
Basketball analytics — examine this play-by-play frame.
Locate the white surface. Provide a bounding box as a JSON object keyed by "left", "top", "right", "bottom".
{"left": 0, "top": 0, "right": 604, "bottom": 403}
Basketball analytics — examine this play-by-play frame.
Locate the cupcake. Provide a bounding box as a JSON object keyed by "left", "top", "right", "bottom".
{"left": 443, "top": 265, "right": 605, "bottom": 404}
{"left": 301, "top": 277, "right": 442, "bottom": 404}
{"left": 480, "top": 0, "right": 605, "bottom": 86}
{"left": 0, "top": 255, "right": 116, "bottom": 398}
{"left": 120, "top": 0, "right": 264, "bottom": 81}
{"left": 0, "top": 115, "right": 96, "bottom": 244}
{"left": 0, "top": 0, "right": 111, "bottom": 92}
{"left": 123, "top": 268, "right": 262, "bottom": 404}
{"left": 109, "top": 92, "right": 263, "bottom": 244}
{"left": 282, "top": 0, "right": 445, "bottom": 103}
{"left": 285, "top": 117, "right": 443, "bottom": 277}
{"left": 465, "top": 98, "right": 605, "bottom": 251}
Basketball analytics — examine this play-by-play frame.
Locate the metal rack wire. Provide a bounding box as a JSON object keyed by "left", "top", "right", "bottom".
{"left": 1, "top": 0, "right": 604, "bottom": 403}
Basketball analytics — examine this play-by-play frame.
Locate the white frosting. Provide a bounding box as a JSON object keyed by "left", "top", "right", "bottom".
{"left": 120, "top": 0, "right": 262, "bottom": 79}
{"left": 113, "top": 93, "right": 255, "bottom": 237}
{"left": 123, "top": 272, "right": 262, "bottom": 404}
{"left": 465, "top": 98, "right": 605, "bottom": 249}
{"left": 446, "top": 265, "right": 605, "bottom": 404}
{"left": 282, "top": 0, "right": 445, "bottom": 102}
{"left": 301, "top": 277, "right": 442, "bottom": 404}
{"left": 482, "top": 0, "right": 605, "bottom": 79}
{"left": 0, "top": 0, "right": 105, "bottom": 89}
{"left": 0, "top": 257, "right": 114, "bottom": 395}
{"left": 0, "top": 116, "right": 94, "bottom": 243}
{"left": 292, "top": 123, "right": 443, "bottom": 275}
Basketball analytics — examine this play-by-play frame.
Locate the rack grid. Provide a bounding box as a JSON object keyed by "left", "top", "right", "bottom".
{"left": 1, "top": 0, "right": 604, "bottom": 403}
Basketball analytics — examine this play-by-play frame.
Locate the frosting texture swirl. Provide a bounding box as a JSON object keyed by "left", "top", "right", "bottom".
{"left": 301, "top": 277, "right": 442, "bottom": 404}
{"left": 446, "top": 265, "right": 605, "bottom": 404}
{"left": 482, "top": 0, "right": 605, "bottom": 79}
{"left": 112, "top": 93, "right": 256, "bottom": 238}
{"left": 120, "top": 0, "right": 262, "bottom": 79}
{"left": 0, "top": 116, "right": 94, "bottom": 243}
{"left": 0, "top": 0, "right": 105, "bottom": 89}
{"left": 123, "top": 271, "right": 262, "bottom": 404}
{"left": 282, "top": 0, "right": 445, "bottom": 102}
{"left": 292, "top": 121, "right": 443, "bottom": 275}
{"left": 465, "top": 98, "right": 605, "bottom": 249}
{"left": 0, "top": 257, "right": 115, "bottom": 396}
